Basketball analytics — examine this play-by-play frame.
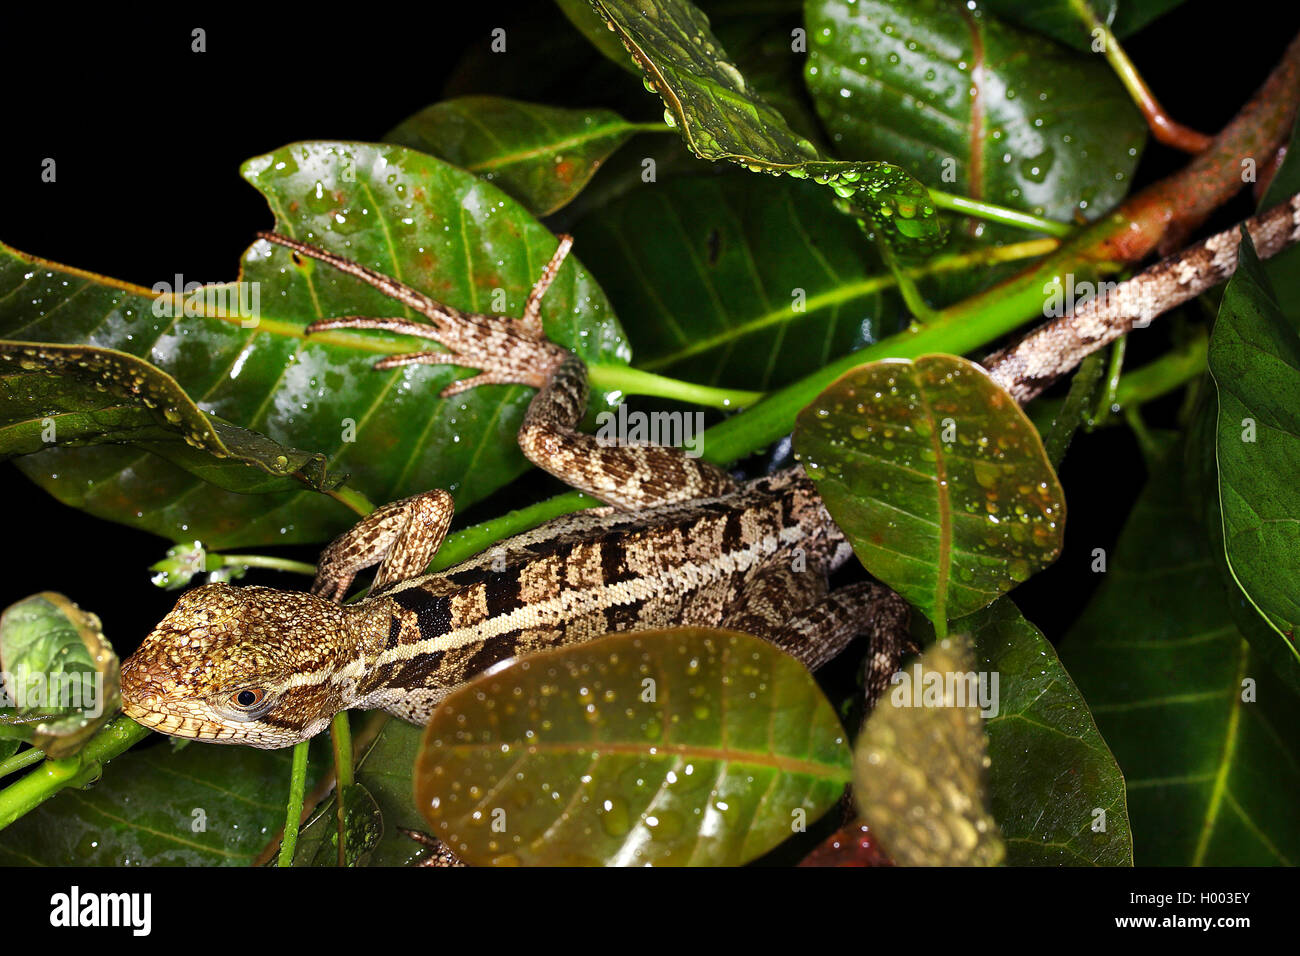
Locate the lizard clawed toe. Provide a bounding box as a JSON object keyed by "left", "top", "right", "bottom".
{"left": 262, "top": 230, "right": 571, "bottom": 396}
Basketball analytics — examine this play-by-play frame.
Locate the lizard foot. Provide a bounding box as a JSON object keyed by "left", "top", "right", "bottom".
{"left": 257, "top": 231, "right": 572, "bottom": 398}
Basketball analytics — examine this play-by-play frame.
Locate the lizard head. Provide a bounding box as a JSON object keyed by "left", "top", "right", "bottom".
{"left": 121, "top": 583, "right": 355, "bottom": 749}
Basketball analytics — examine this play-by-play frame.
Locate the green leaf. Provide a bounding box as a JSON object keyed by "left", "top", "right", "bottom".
{"left": 1208, "top": 231, "right": 1300, "bottom": 660}
{"left": 309, "top": 783, "right": 383, "bottom": 867}
{"left": 414, "top": 627, "right": 852, "bottom": 866}
{"left": 0, "top": 340, "right": 341, "bottom": 494}
{"left": 587, "top": 0, "right": 945, "bottom": 250}
{"left": 0, "top": 142, "right": 629, "bottom": 548}
{"left": 0, "top": 593, "right": 118, "bottom": 758}
{"left": 0, "top": 736, "right": 329, "bottom": 865}
{"left": 555, "top": 0, "right": 644, "bottom": 74}
{"left": 803, "top": 0, "right": 1146, "bottom": 233}
{"left": 958, "top": 599, "right": 1132, "bottom": 865}
{"left": 793, "top": 354, "right": 1065, "bottom": 625}
{"left": 1040, "top": 351, "right": 1106, "bottom": 467}
{"left": 292, "top": 717, "right": 434, "bottom": 867}
{"left": 704, "top": 0, "right": 827, "bottom": 148}
{"left": 385, "top": 97, "right": 656, "bottom": 216}
{"left": 576, "top": 174, "right": 906, "bottom": 390}
{"left": 1064, "top": 444, "right": 1300, "bottom": 865}
{"left": 853, "top": 633, "right": 1004, "bottom": 865}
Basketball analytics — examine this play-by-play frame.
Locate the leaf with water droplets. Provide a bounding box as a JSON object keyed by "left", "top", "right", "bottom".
{"left": 799, "top": 820, "right": 894, "bottom": 866}
{"left": 0, "top": 341, "right": 341, "bottom": 494}
{"left": 804, "top": 0, "right": 1145, "bottom": 239}
{"left": 587, "top": 0, "right": 945, "bottom": 251}
{"left": 793, "top": 353, "right": 1065, "bottom": 624}
{"left": 853, "top": 633, "right": 1005, "bottom": 866}
{"left": 0, "top": 143, "right": 628, "bottom": 548}
{"left": 0, "top": 592, "right": 118, "bottom": 758}
{"left": 385, "top": 97, "right": 651, "bottom": 217}
{"left": 0, "top": 733, "right": 330, "bottom": 865}
{"left": 310, "top": 783, "right": 384, "bottom": 867}
{"left": 954, "top": 599, "right": 1131, "bottom": 865}
{"left": 414, "top": 627, "right": 852, "bottom": 866}
{"left": 577, "top": 174, "right": 914, "bottom": 391}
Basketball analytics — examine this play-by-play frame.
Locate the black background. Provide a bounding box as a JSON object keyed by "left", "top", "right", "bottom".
{"left": 1, "top": 0, "right": 1298, "bottom": 665}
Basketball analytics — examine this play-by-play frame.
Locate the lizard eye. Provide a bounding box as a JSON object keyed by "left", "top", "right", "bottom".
{"left": 233, "top": 688, "right": 265, "bottom": 708}
{"left": 214, "top": 687, "right": 275, "bottom": 721}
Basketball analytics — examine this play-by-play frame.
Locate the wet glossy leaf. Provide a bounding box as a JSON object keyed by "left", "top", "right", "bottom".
{"left": 310, "top": 783, "right": 383, "bottom": 867}
{"left": 1208, "top": 233, "right": 1300, "bottom": 660}
{"left": 0, "top": 736, "right": 329, "bottom": 865}
{"left": 414, "top": 627, "right": 852, "bottom": 866}
{"left": 804, "top": 0, "right": 1145, "bottom": 234}
{"left": 1064, "top": 447, "right": 1300, "bottom": 864}
{"left": 0, "top": 593, "right": 118, "bottom": 758}
{"left": 555, "top": 0, "right": 643, "bottom": 75}
{"left": 799, "top": 820, "right": 893, "bottom": 866}
{"left": 385, "top": 97, "right": 653, "bottom": 216}
{"left": 0, "top": 340, "right": 341, "bottom": 494}
{"left": 576, "top": 174, "right": 909, "bottom": 390}
{"left": 1039, "top": 352, "right": 1106, "bottom": 467}
{"left": 587, "top": 0, "right": 945, "bottom": 251}
{"left": 0, "top": 142, "right": 628, "bottom": 548}
{"left": 959, "top": 599, "right": 1131, "bottom": 865}
{"left": 853, "top": 634, "right": 1004, "bottom": 866}
{"left": 291, "top": 717, "right": 434, "bottom": 867}
{"left": 793, "top": 354, "right": 1065, "bottom": 624}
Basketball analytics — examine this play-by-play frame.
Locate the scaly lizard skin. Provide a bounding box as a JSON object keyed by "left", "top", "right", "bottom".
{"left": 120, "top": 234, "right": 911, "bottom": 748}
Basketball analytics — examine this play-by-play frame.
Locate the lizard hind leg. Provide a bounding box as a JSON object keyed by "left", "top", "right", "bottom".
{"left": 262, "top": 230, "right": 736, "bottom": 511}
{"left": 724, "top": 574, "right": 912, "bottom": 709}
{"left": 311, "top": 489, "right": 455, "bottom": 602}
{"left": 259, "top": 230, "right": 572, "bottom": 398}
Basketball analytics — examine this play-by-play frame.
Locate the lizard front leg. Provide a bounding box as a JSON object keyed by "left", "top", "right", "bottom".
{"left": 258, "top": 231, "right": 737, "bottom": 511}
{"left": 311, "top": 489, "right": 454, "bottom": 602}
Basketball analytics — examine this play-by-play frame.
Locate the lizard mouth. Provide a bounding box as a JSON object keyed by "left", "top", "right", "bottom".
{"left": 119, "top": 656, "right": 225, "bottom": 741}
{"left": 120, "top": 696, "right": 214, "bottom": 738}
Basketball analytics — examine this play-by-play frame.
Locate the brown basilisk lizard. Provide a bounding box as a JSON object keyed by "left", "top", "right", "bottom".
{"left": 120, "top": 193, "right": 1300, "bottom": 749}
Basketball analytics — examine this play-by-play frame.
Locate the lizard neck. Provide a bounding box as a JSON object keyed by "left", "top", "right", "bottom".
{"left": 339, "top": 598, "right": 406, "bottom": 706}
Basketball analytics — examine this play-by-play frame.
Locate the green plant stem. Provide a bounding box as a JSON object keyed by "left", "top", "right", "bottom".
{"left": 213, "top": 554, "right": 317, "bottom": 577}
{"left": 328, "top": 486, "right": 375, "bottom": 517}
{"left": 587, "top": 364, "right": 763, "bottom": 408}
{"left": 1124, "top": 406, "right": 1163, "bottom": 464}
{"left": 929, "top": 191, "right": 1075, "bottom": 237}
{"left": 1107, "top": 332, "right": 1208, "bottom": 420}
{"left": 873, "top": 226, "right": 940, "bottom": 322}
{"left": 1068, "top": 0, "right": 1212, "bottom": 153}
{"left": 278, "top": 740, "right": 311, "bottom": 867}
{"left": 0, "top": 715, "right": 150, "bottom": 831}
{"left": 332, "top": 713, "right": 355, "bottom": 790}
{"left": 636, "top": 237, "right": 1059, "bottom": 374}
{"left": 430, "top": 491, "right": 598, "bottom": 572}
{"left": 0, "top": 746, "right": 45, "bottom": 779}
{"left": 1092, "top": 337, "right": 1128, "bottom": 425}
{"left": 330, "top": 711, "right": 354, "bottom": 867}
{"left": 1033, "top": 332, "right": 1208, "bottom": 432}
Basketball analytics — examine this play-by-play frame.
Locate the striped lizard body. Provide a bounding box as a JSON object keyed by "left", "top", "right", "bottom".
{"left": 121, "top": 234, "right": 908, "bottom": 748}
{"left": 122, "top": 196, "right": 1300, "bottom": 749}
